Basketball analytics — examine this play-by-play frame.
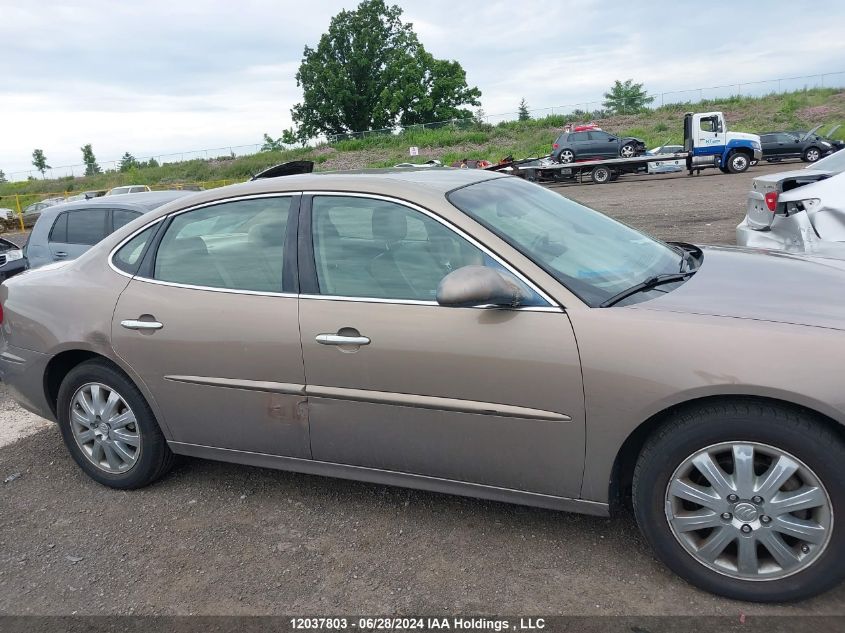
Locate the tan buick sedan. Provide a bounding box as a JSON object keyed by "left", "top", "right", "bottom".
{"left": 2, "top": 168, "right": 845, "bottom": 602}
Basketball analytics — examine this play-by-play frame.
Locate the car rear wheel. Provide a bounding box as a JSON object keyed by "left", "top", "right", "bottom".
{"left": 591, "top": 166, "right": 612, "bottom": 184}
{"left": 633, "top": 400, "right": 845, "bottom": 602}
{"left": 57, "top": 360, "right": 175, "bottom": 489}
{"left": 727, "top": 152, "right": 750, "bottom": 174}
{"left": 803, "top": 147, "right": 822, "bottom": 163}
{"left": 619, "top": 143, "right": 637, "bottom": 158}
{"left": 557, "top": 149, "right": 574, "bottom": 164}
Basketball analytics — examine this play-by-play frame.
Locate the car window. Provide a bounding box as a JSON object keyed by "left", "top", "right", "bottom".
{"left": 113, "top": 224, "right": 158, "bottom": 275}
{"left": 310, "top": 195, "right": 545, "bottom": 305}
{"left": 153, "top": 197, "right": 292, "bottom": 292}
{"left": 129, "top": 187, "right": 146, "bottom": 193}
{"left": 65, "top": 208, "right": 108, "bottom": 245}
{"left": 49, "top": 213, "right": 68, "bottom": 243}
{"left": 569, "top": 132, "right": 589, "bottom": 142}
{"left": 588, "top": 131, "right": 609, "bottom": 141}
{"left": 113, "top": 209, "right": 140, "bottom": 232}
{"left": 760, "top": 134, "right": 775, "bottom": 143}
{"left": 448, "top": 177, "right": 683, "bottom": 307}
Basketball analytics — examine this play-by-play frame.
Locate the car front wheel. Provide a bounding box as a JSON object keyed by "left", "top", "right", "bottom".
{"left": 633, "top": 400, "right": 845, "bottom": 602}
{"left": 57, "top": 360, "right": 175, "bottom": 489}
{"left": 803, "top": 147, "right": 822, "bottom": 163}
{"left": 619, "top": 143, "right": 637, "bottom": 158}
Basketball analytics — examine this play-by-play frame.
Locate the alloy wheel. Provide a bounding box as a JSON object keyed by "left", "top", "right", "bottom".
{"left": 70, "top": 382, "right": 141, "bottom": 473}
{"left": 559, "top": 150, "right": 574, "bottom": 164}
{"left": 665, "top": 441, "right": 832, "bottom": 581}
{"left": 620, "top": 144, "right": 635, "bottom": 158}
{"left": 806, "top": 148, "right": 820, "bottom": 162}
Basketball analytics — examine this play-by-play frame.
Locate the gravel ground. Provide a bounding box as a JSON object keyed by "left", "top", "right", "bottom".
{"left": 2, "top": 160, "right": 843, "bottom": 616}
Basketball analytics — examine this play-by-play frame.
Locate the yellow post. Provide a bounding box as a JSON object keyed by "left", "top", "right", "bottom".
{"left": 14, "top": 195, "right": 24, "bottom": 232}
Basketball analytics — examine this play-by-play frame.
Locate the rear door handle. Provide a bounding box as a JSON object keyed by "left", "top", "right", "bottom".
{"left": 54, "top": 252, "right": 67, "bottom": 258}
{"left": 121, "top": 319, "right": 163, "bottom": 331}
{"left": 316, "top": 334, "right": 370, "bottom": 346}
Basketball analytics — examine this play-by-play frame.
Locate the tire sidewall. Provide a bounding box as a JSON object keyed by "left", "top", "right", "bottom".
{"left": 634, "top": 411, "right": 845, "bottom": 602}
{"left": 728, "top": 152, "right": 749, "bottom": 173}
{"left": 804, "top": 147, "right": 821, "bottom": 162}
{"left": 57, "top": 362, "right": 166, "bottom": 489}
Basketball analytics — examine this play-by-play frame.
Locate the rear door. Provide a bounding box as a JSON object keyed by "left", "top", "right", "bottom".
{"left": 111, "top": 194, "right": 310, "bottom": 456}
{"left": 568, "top": 132, "right": 591, "bottom": 158}
{"left": 776, "top": 133, "right": 802, "bottom": 158}
{"left": 47, "top": 207, "right": 109, "bottom": 262}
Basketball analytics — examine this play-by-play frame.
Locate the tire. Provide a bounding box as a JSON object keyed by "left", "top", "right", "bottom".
{"left": 609, "top": 171, "right": 620, "bottom": 181}
{"left": 719, "top": 165, "right": 730, "bottom": 174}
{"left": 557, "top": 149, "right": 574, "bottom": 164}
{"left": 619, "top": 142, "right": 637, "bottom": 158}
{"left": 803, "top": 147, "right": 822, "bottom": 163}
{"left": 57, "top": 360, "right": 174, "bottom": 489}
{"left": 633, "top": 400, "right": 845, "bottom": 602}
{"left": 591, "top": 166, "right": 611, "bottom": 184}
{"left": 726, "top": 151, "right": 750, "bottom": 174}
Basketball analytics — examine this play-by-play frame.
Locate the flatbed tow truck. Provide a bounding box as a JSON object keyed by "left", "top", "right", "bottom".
{"left": 489, "top": 111, "right": 762, "bottom": 185}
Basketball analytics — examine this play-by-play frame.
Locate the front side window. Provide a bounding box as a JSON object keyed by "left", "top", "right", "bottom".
{"left": 311, "top": 195, "right": 545, "bottom": 304}
{"left": 448, "top": 177, "right": 684, "bottom": 307}
{"left": 588, "top": 131, "right": 610, "bottom": 141}
{"left": 65, "top": 208, "right": 108, "bottom": 245}
{"left": 569, "top": 132, "right": 589, "bottom": 142}
{"left": 153, "top": 197, "right": 292, "bottom": 292}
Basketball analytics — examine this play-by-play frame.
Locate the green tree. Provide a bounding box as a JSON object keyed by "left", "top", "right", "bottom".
{"left": 81, "top": 144, "right": 101, "bottom": 176}
{"left": 602, "top": 79, "right": 655, "bottom": 114}
{"left": 261, "top": 133, "right": 283, "bottom": 152}
{"left": 0, "top": 169, "right": 7, "bottom": 184}
{"left": 517, "top": 98, "right": 530, "bottom": 121}
{"left": 119, "top": 152, "right": 139, "bottom": 172}
{"left": 291, "top": 0, "right": 480, "bottom": 138}
{"left": 32, "top": 149, "right": 50, "bottom": 178}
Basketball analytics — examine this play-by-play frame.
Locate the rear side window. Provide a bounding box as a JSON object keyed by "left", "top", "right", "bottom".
{"left": 49, "top": 213, "right": 68, "bottom": 243}
{"left": 112, "top": 209, "right": 140, "bottom": 232}
{"left": 152, "top": 197, "right": 293, "bottom": 292}
{"left": 113, "top": 224, "right": 157, "bottom": 274}
{"left": 65, "top": 208, "right": 108, "bottom": 245}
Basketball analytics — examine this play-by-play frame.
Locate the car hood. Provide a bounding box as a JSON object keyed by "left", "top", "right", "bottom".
{"left": 631, "top": 245, "right": 845, "bottom": 331}
{"left": 623, "top": 137, "right": 645, "bottom": 144}
{"left": 729, "top": 131, "right": 761, "bottom": 143}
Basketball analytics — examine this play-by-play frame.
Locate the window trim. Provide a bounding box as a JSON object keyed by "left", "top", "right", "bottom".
{"left": 298, "top": 191, "right": 560, "bottom": 311}
{"left": 108, "top": 192, "right": 301, "bottom": 297}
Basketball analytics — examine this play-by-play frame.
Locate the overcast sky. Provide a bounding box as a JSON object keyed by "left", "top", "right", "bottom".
{"left": 1, "top": 0, "right": 844, "bottom": 178}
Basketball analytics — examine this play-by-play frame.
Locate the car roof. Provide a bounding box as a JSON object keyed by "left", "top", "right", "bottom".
{"left": 35, "top": 190, "right": 196, "bottom": 220}
{"left": 145, "top": 168, "right": 508, "bottom": 217}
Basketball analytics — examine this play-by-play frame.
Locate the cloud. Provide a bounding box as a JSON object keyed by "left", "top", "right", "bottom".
{"left": 1, "top": 0, "right": 843, "bottom": 176}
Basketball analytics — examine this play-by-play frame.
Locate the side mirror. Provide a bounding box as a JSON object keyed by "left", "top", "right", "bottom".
{"left": 436, "top": 265, "right": 525, "bottom": 308}
{"left": 608, "top": 137, "right": 617, "bottom": 142}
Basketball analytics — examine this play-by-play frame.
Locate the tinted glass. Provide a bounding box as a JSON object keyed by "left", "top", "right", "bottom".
{"left": 588, "top": 131, "right": 609, "bottom": 140}
{"left": 448, "top": 177, "right": 683, "bottom": 307}
{"left": 66, "top": 208, "right": 108, "bottom": 245}
{"left": 113, "top": 209, "right": 140, "bottom": 231}
{"left": 311, "top": 195, "right": 545, "bottom": 304}
{"left": 569, "top": 132, "right": 589, "bottom": 141}
{"left": 153, "top": 197, "right": 292, "bottom": 292}
{"left": 113, "top": 224, "right": 157, "bottom": 274}
{"left": 760, "top": 134, "right": 775, "bottom": 143}
{"left": 49, "top": 213, "right": 68, "bottom": 243}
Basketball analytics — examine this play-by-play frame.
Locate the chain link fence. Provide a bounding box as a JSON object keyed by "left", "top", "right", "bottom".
{"left": 5, "top": 71, "right": 844, "bottom": 183}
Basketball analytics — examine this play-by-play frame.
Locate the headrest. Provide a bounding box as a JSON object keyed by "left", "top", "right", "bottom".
{"left": 172, "top": 236, "right": 208, "bottom": 255}
{"left": 372, "top": 208, "right": 407, "bottom": 244}
{"left": 248, "top": 222, "right": 284, "bottom": 247}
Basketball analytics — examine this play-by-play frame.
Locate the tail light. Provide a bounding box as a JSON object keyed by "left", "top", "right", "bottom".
{"left": 764, "top": 191, "right": 778, "bottom": 212}
{"left": 553, "top": 143, "right": 559, "bottom": 149}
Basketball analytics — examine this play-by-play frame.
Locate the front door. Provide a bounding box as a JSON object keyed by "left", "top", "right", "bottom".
{"left": 111, "top": 194, "right": 310, "bottom": 457}
{"left": 297, "top": 194, "right": 585, "bottom": 498}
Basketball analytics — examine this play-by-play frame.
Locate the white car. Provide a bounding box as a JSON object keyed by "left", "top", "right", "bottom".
{"left": 105, "top": 185, "right": 151, "bottom": 196}
{"left": 737, "top": 149, "right": 845, "bottom": 257}
{"left": 646, "top": 145, "right": 684, "bottom": 174}
{"left": 0, "top": 208, "right": 15, "bottom": 222}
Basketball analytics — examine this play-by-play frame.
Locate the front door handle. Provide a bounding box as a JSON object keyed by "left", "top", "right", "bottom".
{"left": 316, "top": 334, "right": 370, "bottom": 346}
{"left": 54, "top": 251, "right": 67, "bottom": 258}
{"left": 121, "top": 319, "right": 163, "bottom": 331}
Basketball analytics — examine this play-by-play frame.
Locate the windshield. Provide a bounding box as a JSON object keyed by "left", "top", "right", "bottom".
{"left": 809, "top": 149, "right": 845, "bottom": 173}
{"left": 448, "top": 177, "right": 684, "bottom": 306}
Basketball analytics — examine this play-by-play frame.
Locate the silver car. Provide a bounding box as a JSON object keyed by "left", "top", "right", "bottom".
{"left": 3, "top": 168, "right": 845, "bottom": 603}
{"left": 737, "top": 149, "right": 845, "bottom": 253}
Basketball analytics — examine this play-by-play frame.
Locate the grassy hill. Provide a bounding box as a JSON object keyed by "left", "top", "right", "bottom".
{"left": 2, "top": 87, "right": 843, "bottom": 210}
